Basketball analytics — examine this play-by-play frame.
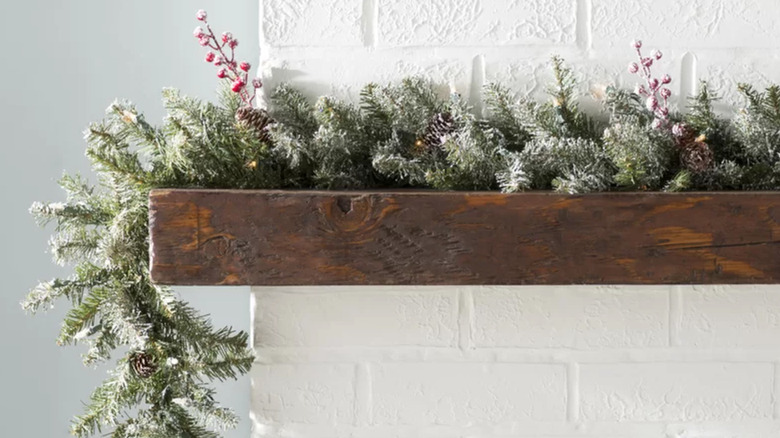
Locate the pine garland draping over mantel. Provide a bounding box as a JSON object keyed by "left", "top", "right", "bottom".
{"left": 26, "top": 9, "right": 780, "bottom": 438}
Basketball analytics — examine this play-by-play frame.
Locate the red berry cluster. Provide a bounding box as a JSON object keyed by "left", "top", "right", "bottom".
{"left": 627, "top": 40, "right": 672, "bottom": 130}
{"left": 194, "top": 10, "right": 261, "bottom": 107}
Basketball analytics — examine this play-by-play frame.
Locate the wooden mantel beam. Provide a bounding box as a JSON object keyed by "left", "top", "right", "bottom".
{"left": 148, "top": 189, "right": 780, "bottom": 286}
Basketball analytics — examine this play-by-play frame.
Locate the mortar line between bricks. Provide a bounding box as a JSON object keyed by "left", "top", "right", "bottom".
{"left": 367, "top": 363, "right": 373, "bottom": 424}
{"left": 249, "top": 290, "right": 257, "bottom": 356}
{"left": 458, "top": 288, "right": 475, "bottom": 351}
{"left": 774, "top": 362, "right": 780, "bottom": 419}
{"left": 265, "top": 44, "right": 582, "bottom": 50}
{"left": 354, "top": 364, "right": 361, "bottom": 426}
{"left": 361, "top": 0, "right": 378, "bottom": 48}
{"left": 680, "top": 52, "right": 698, "bottom": 101}
{"left": 355, "top": 363, "right": 372, "bottom": 426}
{"left": 470, "top": 55, "right": 487, "bottom": 116}
{"left": 254, "top": 347, "right": 780, "bottom": 364}
{"left": 669, "top": 286, "right": 682, "bottom": 347}
{"left": 576, "top": 0, "right": 592, "bottom": 52}
{"left": 567, "top": 363, "right": 580, "bottom": 422}
{"left": 257, "top": 0, "right": 266, "bottom": 47}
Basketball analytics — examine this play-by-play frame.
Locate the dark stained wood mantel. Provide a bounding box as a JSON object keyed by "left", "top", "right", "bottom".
{"left": 148, "top": 189, "right": 780, "bottom": 285}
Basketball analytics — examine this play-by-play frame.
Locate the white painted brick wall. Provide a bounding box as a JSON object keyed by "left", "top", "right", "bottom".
{"left": 253, "top": 2, "right": 780, "bottom": 437}
{"left": 376, "top": 0, "right": 577, "bottom": 47}
{"left": 579, "top": 363, "right": 774, "bottom": 422}
{"left": 260, "top": 0, "right": 780, "bottom": 109}
{"left": 253, "top": 288, "right": 458, "bottom": 347}
{"left": 251, "top": 286, "right": 780, "bottom": 437}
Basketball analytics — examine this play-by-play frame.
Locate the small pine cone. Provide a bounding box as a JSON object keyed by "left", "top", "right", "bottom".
{"left": 235, "top": 106, "right": 274, "bottom": 144}
{"left": 672, "top": 123, "right": 697, "bottom": 148}
{"left": 130, "top": 352, "right": 157, "bottom": 379}
{"left": 680, "top": 140, "right": 714, "bottom": 173}
{"left": 420, "top": 112, "right": 456, "bottom": 150}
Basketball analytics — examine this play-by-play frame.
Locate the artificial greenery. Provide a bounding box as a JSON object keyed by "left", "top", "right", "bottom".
{"left": 27, "top": 88, "right": 264, "bottom": 438}
{"left": 29, "top": 54, "right": 780, "bottom": 437}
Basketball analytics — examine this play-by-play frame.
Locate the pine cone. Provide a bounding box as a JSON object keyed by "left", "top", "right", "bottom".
{"left": 672, "top": 123, "right": 697, "bottom": 148}
{"left": 680, "top": 140, "right": 714, "bottom": 173}
{"left": 673, "top": 123, "right": 713, "bottom": 173}
{"left": 130, "top": 352, "right": 157, "bottom": 379}
{"left": 236, "top": 106, "right": 274, "bottom": 144}
{"left": 419, "top": 112, "right": 456, "bottom": 150}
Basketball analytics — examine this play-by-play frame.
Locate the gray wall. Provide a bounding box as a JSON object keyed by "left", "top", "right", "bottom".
{"left": 0, "top": 2, "right": 256, "bottom": 436}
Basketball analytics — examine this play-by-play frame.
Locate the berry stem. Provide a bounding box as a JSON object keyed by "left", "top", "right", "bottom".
{"left": 630, "top": 40, "right": 671, "bottom": 128}
{"left": 204, "top": 23, "right": 252, "bottom": 105}
{"left": 194, "top": 11, "right": 265, "bottom": 108}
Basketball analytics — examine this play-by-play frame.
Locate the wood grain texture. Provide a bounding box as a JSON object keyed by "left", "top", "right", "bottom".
{"left": 148, "top": 189, "right": 780, "bottom": 285}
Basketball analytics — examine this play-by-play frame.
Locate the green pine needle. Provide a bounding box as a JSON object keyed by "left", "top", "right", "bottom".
{"left": 27, "top": 58, "right": 780, "bottom": 437}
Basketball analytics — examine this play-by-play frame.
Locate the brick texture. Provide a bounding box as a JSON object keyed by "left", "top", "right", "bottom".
{"left": 678, "top": 285, "right": 780, "bottom": 348}
{"left": 591, "top": 0, "right": 780, "bottom": 50}
{"left": 251, "top": 363, "right": 356, "bottom": 425}
{"left": 377, "top": 0, "right": 576, "bottom": 47}
{"left": 259, "top": 1, "right": 780, "bottom": 113}
{"left": 251, "top": 285, "right": 780, "bottom": 437}
{"left": 580, "top": 363, "right": 774, "bottom": 421}
{"left": 254, "top": 287, "right": 458, "bottom": 348}
{"left": 473, "top": 286, "right": 668, "bottom": 348}
{"left": 372, "top": 363, "right": 567, "bottom": 425}
{"left": 253, "top": 1, "right": 780, "bottom": 436}
{"left": 263, "top": 0, "right": 363, "bottom": 46}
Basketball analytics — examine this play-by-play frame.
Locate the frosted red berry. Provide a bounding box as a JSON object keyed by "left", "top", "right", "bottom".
{"left": 194, "top": 10, "right": 260, "bottom": 107}
{"left": 629, "top": 38, "right": 673, "bottom": 130}
{"left": 649, "top": 78, "right": 659, "bottom": 90}
{"left": 646, "top": 96, "right": 659, "bottom": 111}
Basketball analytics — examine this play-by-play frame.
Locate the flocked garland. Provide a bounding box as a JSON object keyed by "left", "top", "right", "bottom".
{"left": 27, "top": 9, "right": 780, "bottom": 438}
